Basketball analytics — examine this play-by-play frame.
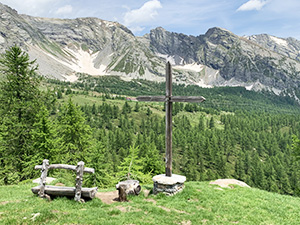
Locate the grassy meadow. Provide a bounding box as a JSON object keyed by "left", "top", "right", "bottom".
{"left": 1, "top": 181, "right": 300, "bottom": 224}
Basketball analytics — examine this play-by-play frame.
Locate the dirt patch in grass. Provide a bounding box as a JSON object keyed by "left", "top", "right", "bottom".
{"left": 144, "top": 198, "right": 157, "bottom": 204}
{"left": 143, "top": 189, "right": 150, "bottom": 197}
{"left": 180, "top": 221, "right": 191, "bottom": 225}
{"left": 115, "top": 205, "right": 128, "bottom": 212}
{"left": 0, "top": 200, "right": 21, "bottom": 205}
{"left": 52, "top": 210, "right": 68, "bottom": 215}
{"left": 95, "top": 190, "right": 119, "bottom": 204}
{"left": 187, "top": 198, "right": 198, "bottom": 202}
{"left": 158, "top": 206, "right": 187, "bottom": 214}
{"left": 115, "top": 205, "right": 141, "bottom": 213}
{"left": 158, "top": 206, "right": 171, "bottom": 212}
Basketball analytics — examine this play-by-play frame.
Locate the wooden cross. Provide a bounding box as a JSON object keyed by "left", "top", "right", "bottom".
{"left": 137, "top": 62, "right": 205, "bottom": 177}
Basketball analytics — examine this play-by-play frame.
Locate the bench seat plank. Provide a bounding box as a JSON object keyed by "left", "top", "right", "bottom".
{"left": 32, "top": 186, "right": 98, "bottom": 199}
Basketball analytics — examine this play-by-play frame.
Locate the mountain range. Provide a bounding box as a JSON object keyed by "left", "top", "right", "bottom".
{"left": 1, "top": 3, "right": 300, "bottom": 98}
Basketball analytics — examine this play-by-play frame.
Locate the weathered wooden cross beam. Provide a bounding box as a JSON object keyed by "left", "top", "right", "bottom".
{"left": 137, "top": 62, "right": 205, "bottom": 177}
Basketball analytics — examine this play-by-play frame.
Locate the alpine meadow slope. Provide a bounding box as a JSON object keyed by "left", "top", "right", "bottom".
{"left": 1, "top": 181, "right": 300, "bottom": 224}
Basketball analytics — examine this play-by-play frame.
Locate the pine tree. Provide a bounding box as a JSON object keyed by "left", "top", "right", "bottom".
{"left": 198, "top": 116, "right": 205, "bottom": 131}
{"left": 291, "top": 135, "right": 300, "bottom": 160}
{"left": 23, "top": 106, "right": 58, "bottom": 178}
{"left": 117, "top": 145, "right": 151, "bottom": 183}
{"left": 134, "top": 102, "right": 140, "bottom": 112}
{"left": 140, "top": 142, "right": 164, "bottom": 175}
{"left": 0, "top": 46, "right": 42, "bottom": 182}
{"left": 87, "top": 141, "right": 115, "bottom": 187}
{"left": 57, "top": 98, "right": 93, "bottom": 164}
{"left": 209, "top": 117, "right": 215, "bottom": 129}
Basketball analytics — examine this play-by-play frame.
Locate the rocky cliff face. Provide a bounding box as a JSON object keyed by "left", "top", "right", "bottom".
{"left": 1, "top": 3, "right": 300, "bottom": 96}
{"left": 247, "top": 34, "right": 300, "bottom": 62}
{"left": 147, "top": 27, "right": 300, "bottom": 93}
{"left": 0, "top": 3, "right": 165, "bottom": 81}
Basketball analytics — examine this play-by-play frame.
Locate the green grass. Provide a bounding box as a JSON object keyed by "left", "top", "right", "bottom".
{"left": 1, "top": 181, "right": 300, "bottom": 224}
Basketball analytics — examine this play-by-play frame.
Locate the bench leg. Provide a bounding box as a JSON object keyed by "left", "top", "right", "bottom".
{"left": 74, "top": 161, "right": 84, "bottom": 201}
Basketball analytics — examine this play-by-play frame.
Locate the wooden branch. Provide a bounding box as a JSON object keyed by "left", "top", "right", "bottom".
{"left": 136, "top": 96, "right": 165, "bottom": 102}
{"left": 171, "top": 96, "right": 206, "bottom": 103}
{"left": 74, "top": 161, "right": 84, "bottom": 201}
{"left": 136, "top": 96, "right": 206, "bottom": 103}
{"left": 38, "top": 159, "right": 49, "bottom": 198}
{"left": 35, "top": 164, "right": 94, "bottom": 174}
{"left": 32, "top": 186, "right": 98, "bottom": 199}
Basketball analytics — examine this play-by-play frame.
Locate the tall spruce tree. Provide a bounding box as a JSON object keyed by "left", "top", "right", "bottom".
{"left": 57, "top": 98, "right": 93, "bottom": 164}
{"left": 0, "top": 46, "right": 42, "bottom": 183}
{"left": 24, "top": 106, "right": 58, "bottom": 177}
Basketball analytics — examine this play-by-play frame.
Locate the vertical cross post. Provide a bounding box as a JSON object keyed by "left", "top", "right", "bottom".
{"left": 137, "top": 62, "right": 205, "bottom": 182}
{"left": 165, "top": 62, "right": 172, "bottom": 177}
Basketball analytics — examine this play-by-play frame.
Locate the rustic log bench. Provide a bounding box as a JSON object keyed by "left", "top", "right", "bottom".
{"left": 32, "top": 159, "right": 97, "bottom": 202}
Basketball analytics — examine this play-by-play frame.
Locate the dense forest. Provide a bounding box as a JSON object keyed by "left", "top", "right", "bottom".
{"left": 1, "top": 46, "right": 300, "bottom": 197}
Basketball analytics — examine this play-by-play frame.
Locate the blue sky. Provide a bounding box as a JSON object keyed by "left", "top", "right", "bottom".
{"left": 1, "top": 0, "right": 300, "bottom": 39}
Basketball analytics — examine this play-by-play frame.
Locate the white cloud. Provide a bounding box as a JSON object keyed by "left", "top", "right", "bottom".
{"left": 0, "top": 0, "right": 62, "bottom": 16}
{"left": 237, "top": 0, "right": 269, "bottom": 11}
{"left": 129, "top": 26, "right": 145, "bottom": 34}
{"left": 123, "top": 0, "right": 162, "bottom": 31}
{"left": 55, "top": 5, "right": 73, "bottom": 15}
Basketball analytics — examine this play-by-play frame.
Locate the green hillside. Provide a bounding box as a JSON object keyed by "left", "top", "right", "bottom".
{"left": 42, "top": 75, "right": 300, "bottom": 196}
{"left": 1, "top": 47, "right": 300, "bottom": 225}
{"left": 1, "top": 181, "right": 300, "bottom": 224}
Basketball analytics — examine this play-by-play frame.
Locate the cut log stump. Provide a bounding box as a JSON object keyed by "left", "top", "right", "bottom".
{"left": 116, "top": 180, "right": 141, "bottom": 202}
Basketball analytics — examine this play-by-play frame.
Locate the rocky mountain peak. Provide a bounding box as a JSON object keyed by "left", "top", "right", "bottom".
{"left": 203, "top": 27, "right": 239, "bottom": 48}
{"left": 247, "top": 34, "right": 300, "bottom": 61}
{"left": 0, "top": 2, "right": 18, "bottom": 14}
{"left": 1, "top": 4, "right": 300, "bottom": 98}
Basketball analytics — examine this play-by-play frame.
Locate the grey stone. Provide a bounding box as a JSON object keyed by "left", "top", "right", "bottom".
{"left": 152, "top": 174, "right": 186, "bottom": 185}
{"left": 152, "top": 174, "right": 186, "bottom": 196}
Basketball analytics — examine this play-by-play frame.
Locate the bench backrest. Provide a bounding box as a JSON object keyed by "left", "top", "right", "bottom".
{"left": 35, "top": 159, "right": 95, "bottom": 201}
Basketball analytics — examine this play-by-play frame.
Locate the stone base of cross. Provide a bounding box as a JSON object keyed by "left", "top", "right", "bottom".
{"left": 137, "top": 62, "right": 205, "bottom": 195}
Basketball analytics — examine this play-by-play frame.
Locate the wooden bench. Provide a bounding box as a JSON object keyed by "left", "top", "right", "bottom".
{"left": 32, "top": 159, "right": 97, "bottom": 201}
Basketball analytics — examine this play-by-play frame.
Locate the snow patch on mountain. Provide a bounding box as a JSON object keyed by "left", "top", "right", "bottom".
{"left": 270, "top": 36, "right": 288, "bottom": 47}
{"left": 63, "top": 47, "right": 108, "bottom": 76}
{"left": 0, "top": 36, "right": 5, "bottom": 44}
{"left": 155, "top": 53, "right": 176, "bottom": 65}
{"left": 174, "top": 63, "right": 204, "bottom": 72}
{"left": 65, "top": 73, "right": 79, "bottom": 82}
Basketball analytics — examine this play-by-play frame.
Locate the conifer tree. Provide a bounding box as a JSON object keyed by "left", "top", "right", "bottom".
{"left": 57, "top": 98, "right": 93, "bottom": 164}
{"left": 209, "top": 117, "right": 215, "bottom": 129}
{"left": 0, "top": 46, "right": 42, "bottom": 182}
{"left": 87, "top": 141, "right": 115, "bottom": 187}
{"left": 140, "top": 142, "right": 164, "bottom": 175}
{"left": 24, "top": 106, "right": 58, "bottom": 177}
{"left": 291, "top": 135, "right": 300, "bottom": 160}
{"left": 134, "top": 102, "right": 140, "bottom": 112}
{"left": 198, "top": 116, "right": 205, "bottom": 131}
{"left": 117, "top": 145, "right": 151, "bottom": 183}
